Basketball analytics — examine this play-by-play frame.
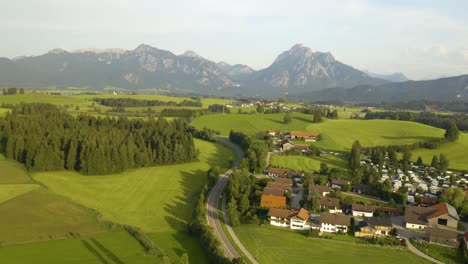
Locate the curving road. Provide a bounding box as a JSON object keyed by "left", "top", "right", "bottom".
{"left": 206, "top": 137, "right": 259, "bottom": 263}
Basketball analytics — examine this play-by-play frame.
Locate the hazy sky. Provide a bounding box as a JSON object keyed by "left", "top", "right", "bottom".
{"left": 1, "top": 0, "right": 467, "bottom": 79}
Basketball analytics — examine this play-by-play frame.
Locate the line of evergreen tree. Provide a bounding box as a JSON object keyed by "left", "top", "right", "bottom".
{"left": 160, "top": 108, "right": 206, "bottom": 117}
{"left": 365, "top": 110, "right": 468, "bottom": 131}
{"left": 0, "top": 103, "right": 197, "bottom": 175}
{"left": 2, "top": 87, "right": 24, "bottom": 95}
{"left": 93, "top": 98, "right": 202, "bottom": 108}
{"left": 229, "top": 131, "right": 268, "bottom": 173}
{"left": 207, "top": 104, "right": 230, "bottom": 113}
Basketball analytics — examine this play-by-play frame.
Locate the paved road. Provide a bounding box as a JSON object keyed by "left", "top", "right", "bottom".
{"left": 206, "top": 137, "right": 259, "bottom": 263}
{"left": 404, "top": 238, "right": 445, "bottom": 264}
{"left": 206, "top": 171, "right": 240, "bottom": 259}
{"left": 291, "top": 185, "right": 304, "bottom": 209}
{"left": 390, "top": 216, "right": 442, "bottom": 264}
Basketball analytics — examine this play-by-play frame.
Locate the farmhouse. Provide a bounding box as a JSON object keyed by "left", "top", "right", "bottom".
{"left": 286, "top": 131, "right": 320, "bottom": 142}
{"left": 331, "top": 179, "right": 350, "bottom": 190}
{"left": 308, "top": 185, "right": 332, "bottom": 197}
{"left": 295, "top": 144, "right": 309, "bottom": 153}
{"left": 266, "top": 181, "right": 291, "bottom": 191}
{"left": 355, "top": 217, "right": 392, "bottom": 238}
{"left": 275, "top": 178, "right": 293, "bottom": 185}
{"left": 352, "top": 204, "right": 375, "bottom": 217}
{"left": 318, "top": 197, "right": 342, "bottom": 214}
{"left": 261, "top": 187, "right": 286, "bottom": 208}
{"left": 261, "top": 194, "right": 286, "bottom": 208}
{"left": 319, "top": 212, "right": 351, "bottom": 234}
{"left": 266, "top": 167, "right": 288, "bottom": 178}
{"left": 280, "top": 139, "right": 295, "bottom": 151}
{"left": 405, "top": 203, "right": 459, "bottom": 230}
{"left": 268, "top": 208, "right": 311, "bottom": 230}
{"left": 267, "top": 130, "right": 279, "bottom": 136}
{"left": 426, "top": 227, "right": 460, "bottom": 247}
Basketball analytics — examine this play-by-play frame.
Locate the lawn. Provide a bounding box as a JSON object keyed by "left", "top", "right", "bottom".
{"left": 411, "top": 240, "right": 461, "bottom": 264}
{"left": 0, "top": 107, "right": 10, "bottom": 116}
{"left": 33, "top": 139, "right": 234, "bottom": 262}
{"left": 340, "top": 192, "right": 388, "bottom": 206}
{"left": 269, "top": 155, "right": 349, "bottom": 173}
{"left": 411, "top": 133, "right": 468, "bottom": 170}
{"left": 234, "top": 225, "right": 430, "bottom": 264}
{"left": 0, "top": 231, "right": 159, "bottom": 264}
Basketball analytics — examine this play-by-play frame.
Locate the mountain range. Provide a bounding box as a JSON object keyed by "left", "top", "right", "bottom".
{"left": 0, "top": 43, "right": 467, "bottom": 102}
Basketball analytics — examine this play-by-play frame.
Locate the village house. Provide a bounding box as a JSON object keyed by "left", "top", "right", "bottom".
{"left": 268, "top": 208, "right": 311, "bottom": 230}
{"left": 275, "top": 178, "right": 293, "bottom": 185}
{"left": 419, "top": 196, "right": 437, "bottom": 207}
{"left": 266, "top": 181, "right": 291, "bottom": 191}
{"left": 267, "top": 130, "right": 280, "bottom": 137}
{"left": 355, "top": 217, "right": 393, "bottom": 238}
{"left": 260, "top": 187, "right": 286, "bottom": 208}
{"left": 308, "top": 185, "right": 332, "bottom": 197}
{"left": 318, "top": 197, "right": 342, "bottom": 214}
{"left": 286, "top": 131, "right": 320, "bottom": 142}
{"left": 352, "top": 204, "right": 375, "bottom": 217}
{"left": 405, "top": 203, "right": 459, "bottom": 230}
{"left": 319, "top": 212, "right": 351, "bottom": 234}
{"left": 294, "top": 144, "right": 309, "bottom": 153}
{"left": 426, "top": 227, "right": 460, "bottom": 247}
{"left": 280, "top": 139, "right": 295, "bottom": 151}
{"left": 266, "top": 167, "right": 288, "bottom": 178}
{"left": 331, "top": 179, "right": 351, "bottom": 190}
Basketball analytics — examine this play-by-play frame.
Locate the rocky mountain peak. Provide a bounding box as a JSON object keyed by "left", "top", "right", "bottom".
{"left": 134, "top": 43, "right": 158, "bottom": 54}
{"left": 48, "top": 48, "right": 68, "bottom": 55}
{"left": 181, "top": 50, "right": 202, "bottom": 59}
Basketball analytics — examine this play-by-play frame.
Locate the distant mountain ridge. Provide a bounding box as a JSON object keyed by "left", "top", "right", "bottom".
{"left": 363, "top": 70, "right": 409, "bottom": 82}
{"left": 292, "top": 75, "right": 468, "bottom": 102}
{"left": 0, "top": 43, "right": 466, "bottom": 102}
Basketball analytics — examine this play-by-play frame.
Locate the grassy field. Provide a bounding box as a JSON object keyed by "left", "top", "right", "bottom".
{"left": 192, "top": 112, "right": 313, "bottom": 135}
{"left": 193, "top": 113, "right": 444, "bottom": 151}
{"left": 0, "top": 160, "right": 32, "bottom": 183}
{"left": 269, "top": 155, "right": 349, "bottom": 173}
{"left": 411, "top": 133, "right": 468, "bottom": 170}
{"left": 340, "top": 192, "right": 388, "bottom": 206}
{"left": 0, "top": 184, "right": 40, "bottom": 204}
{"left": 308, "top": 119, "right": 443, "bottom": 151}
{"left": 234, "top": 226, "right": 430, "bottom": 264}
{"left": 0, "top": 231, "right": 159, "bottom": 264}
{"left": 33, "top": 139, "right": 234, "bottom": 262}
{"left": 0, "top": 189, "right": 106, "bottom": 244}
{"left": 411, "top": 240, "right": 461, "bottom": 264}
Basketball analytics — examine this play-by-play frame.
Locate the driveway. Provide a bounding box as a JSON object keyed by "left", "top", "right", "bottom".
{"left": 291, "top": 185, "right": 304, "bottom": 209}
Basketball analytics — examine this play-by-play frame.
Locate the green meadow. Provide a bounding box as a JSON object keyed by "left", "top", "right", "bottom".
{"left": 33, "top": 139, "right": 235, "bottom": 262}
{"left": 411, "top": 133, "right": 468, "bottom": 170}
{"left": 193, "top": 113, "right": 444, "bottom": 150}
{"left": 234, "top": 226, "right": 430, "bottom": 264}
{"left": 269, "top": 155, "right": 349, "bottom": 173}
{"left": 0, "top": 231, "right": 159, "bottom": 264}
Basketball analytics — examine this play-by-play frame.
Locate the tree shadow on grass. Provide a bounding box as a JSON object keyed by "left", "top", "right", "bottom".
{"left": 380, "top": 135, "right": 438, "bottom": 141}
{"left": 266, "top": 118, "right": 285, "bottom": 125}
{"left": 294, "top": 116, "right": 313, "bottom": 124}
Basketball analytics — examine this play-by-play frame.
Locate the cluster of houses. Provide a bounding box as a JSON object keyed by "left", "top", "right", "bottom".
{"left": 268, "top": 130, "right": 320, "bottom": 142}
{"left": 225, "top": 101, "right": 294, "bottom": 110}
{"left": 266, "top": 178, "right": 399, "bottom": 238}
{"left": 260, "top": 177, "right": 293, "bottom": 209}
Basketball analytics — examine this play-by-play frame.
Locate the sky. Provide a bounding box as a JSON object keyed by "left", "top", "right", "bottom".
{"left": 1, "top": 0, "right": 467, "bottom": 80}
